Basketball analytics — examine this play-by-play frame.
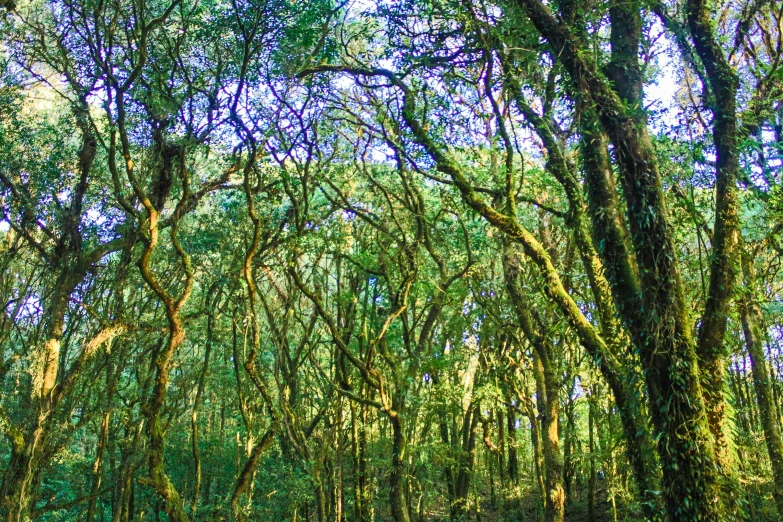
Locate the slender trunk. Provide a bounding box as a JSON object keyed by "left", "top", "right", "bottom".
{"left": 497, "top": 409, "right": 506, "bottom": 487}
{"left": 359, "top": 402, "right": 370, "bottom": 521}
{"left": 438, "top": 417, "right": 457, "bottom": 519}
{"left": 563, "top": 386, "right": 575, "bottom": 501}
{"left": 389, "top": 413, "right": 410, "bottom": 522}
{"left": 337, "top": 433, "right": 344, "bottom": 522}
{"left": 86, "top": 411, "right": 112, "bottom": 522}
{"left": 231, "top": 429, "right": 275, "bottom": 519}
{"left": 687, "top": 0, "right": 742, "bottom": 483}
{"left": 112, "top": 463, "right": 133, "bottom": 522}
{"left": 191, "top": 309, "right": 214, "bottom": 515}
{"left": 145, "top": 332, "right": 190, "bottom": 522}
{"left": 453, "top": 405, "right": 479, "bottom": 520}
{"left": 488, "top": 445, "right": 496, "bottom": 507}
{"left": 538, "top": 354, "right": 564, "bottom": 522}
{"left": 506, "top": 401, "right": 518, "bottom": 484}
{"left": 588, "top": 387, "right": 596, "bottom": 522}
{"left": 315, "top": 476, "right": 327, "bottom": 522}
{"left": 740, "top": 250, "right": 783, "bottom": 517}
{"left": 502, "top": 244, "right": 563, "bottom": 522}
{"left": 743, "top": 357, "right": 758, "bottom": 431}
{"left": 350, "top": 402, "right": 364, "bottom": 522}
{"left": 1, "top": 438, "right": 40, "bottom": 522}
{"left": 729, "top": 363, "right": 750, "bottom": 433}
{"left": 526, "top": 401, "right": 546, "bottom": 520}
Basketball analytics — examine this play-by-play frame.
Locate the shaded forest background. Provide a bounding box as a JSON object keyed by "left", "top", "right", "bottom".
{"left": 1, "top": 0, "right": 783, "bottom": 520}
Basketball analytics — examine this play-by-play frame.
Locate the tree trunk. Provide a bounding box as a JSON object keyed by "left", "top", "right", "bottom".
{"left": 505, "top": 401, "right": 519, "bottom": 484}
{"left": 231, "top": 429, "right": 275, "bottom": 519}
{"left": 588, "top": 387, "right": 596, "bottom": 522}
{"left": 191, "top": 308, "right": 214, "bottom": 516}
{"left": 687, "top": 0, "right": 742, "bottom": 472}
{"left": 537, "top": 352, "right": 564, "bottom": 522}
{"left": 350, "top": 401, "right": 364, "bottom": 522}
{"left": 389, "top": 413, "right": 410, "bottom": 522}
{"left": 502, "top": 244, "right": 563, "bottom": 522}
{"left": 86, "top": 410, "right": 112, "bottom": 522}
{"left": 524, "top": 395, "right": 546, "bottom": 520}
{"left": 739, "top": 249, "right": 783, "bottom": 518}
{"left": 511, "top": 1, "right": 725, "bottom": 517}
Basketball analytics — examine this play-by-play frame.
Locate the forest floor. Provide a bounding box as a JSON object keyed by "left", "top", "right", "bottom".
{"left": 479, "top": 486, "right": 632, "bottom": 522}
{"left": 408, "top": 485, "right": 636, "bottom": 522}
{"left": 469, "top": 484, "right": 781, "bottom": 522}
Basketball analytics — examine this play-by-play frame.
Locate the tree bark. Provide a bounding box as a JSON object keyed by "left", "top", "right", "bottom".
{"left": 687, "top": 0, "right": 742, "bottom": 495}
{"left": 190, "top": 307, "right": 214, "bottom": 516}
{"left": 389, "top": 413, "right": 410, "bottom": 522}
{"left": 588, "top": 386, "right": 596, "bottom": 522}
{"left": 739, "top": 249, "right": 783, "bottom": 518}
{"left": 510, "top": 1, "right": 724, "bottom": 517}
{"left": 231, "top": 429, "right": 275, "bottom": 519}
{"left": 350, "top": 401, "right": 365, "bottom": 522}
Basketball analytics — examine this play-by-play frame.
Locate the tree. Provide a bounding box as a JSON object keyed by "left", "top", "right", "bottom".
{"left": 2, "top": 0, "right": 783, "bottom": 520}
